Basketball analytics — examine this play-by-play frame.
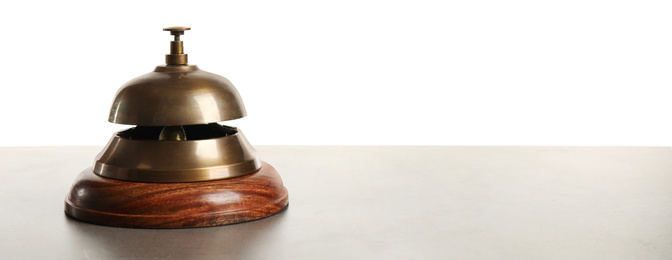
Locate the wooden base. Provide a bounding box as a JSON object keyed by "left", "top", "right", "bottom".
{"left": 65, "top": 162, "right": 288, "bottom": 228}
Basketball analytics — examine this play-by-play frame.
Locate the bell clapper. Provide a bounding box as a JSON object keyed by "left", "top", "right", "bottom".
{"left": 158, "top": 126, "right": 187, "bottom": 141}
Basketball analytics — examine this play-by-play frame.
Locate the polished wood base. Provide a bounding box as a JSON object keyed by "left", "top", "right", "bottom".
{"left": 65, "top": 162, "right": 288, "bottom": 228}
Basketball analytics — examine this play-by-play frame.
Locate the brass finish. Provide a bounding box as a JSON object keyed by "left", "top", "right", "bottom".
{"left": 94, "top": 128, "right": 261, "bottom": 182}
{"left": 109, "top": 28, "right": 246, "bottom": 125}
{"left": 104, "top": 26, "right": 251, "bottom": 179}
{"left": 163, "top": 26, "right": 191, "bottom": 33}
{"left": 164, "top": 26, "right": 190, "bottom": 65}
{"left": 170, "top": 41, "right": 183, "bottom": 54}
{"left": 166, "top": 54, "right": 188, "bottom": 65}
{"left": 108, "top": 65, "right": 246, "bottom": 126}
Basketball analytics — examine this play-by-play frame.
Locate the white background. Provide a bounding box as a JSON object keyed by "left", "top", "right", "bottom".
{"left": 1, "top": 0, "right": 670, "bottom": 146}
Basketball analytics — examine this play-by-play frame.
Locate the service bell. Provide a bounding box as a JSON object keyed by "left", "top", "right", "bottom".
{"left": 64, "top": 27, "right": 289, "bottom": 228}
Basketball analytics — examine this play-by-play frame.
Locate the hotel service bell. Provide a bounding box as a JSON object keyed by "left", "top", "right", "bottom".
{"left": 65, "top": 27, "right": 289, "bottom": 228}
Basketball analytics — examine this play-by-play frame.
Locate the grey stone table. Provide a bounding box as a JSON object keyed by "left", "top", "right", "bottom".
{"left": 0, "top": 146, "right": 670, "bottom": 259}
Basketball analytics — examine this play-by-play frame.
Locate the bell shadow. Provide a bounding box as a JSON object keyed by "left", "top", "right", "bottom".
{"left": 65, "top": 208, "right": 287, "bottom": 259}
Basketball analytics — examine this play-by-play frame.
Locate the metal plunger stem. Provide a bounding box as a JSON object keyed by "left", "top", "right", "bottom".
{"left": 163, "top": 26, "right": 191, "bottom": 65}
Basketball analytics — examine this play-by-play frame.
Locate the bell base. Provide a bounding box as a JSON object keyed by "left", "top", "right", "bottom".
{"left": 64, "top": 162, "right": 288, "bottom": 228}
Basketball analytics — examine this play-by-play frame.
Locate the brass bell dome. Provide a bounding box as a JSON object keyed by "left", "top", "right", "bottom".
{"left": 109, "top": 65, "right": 246, "bottom": 126}
{"left": 109, "top": 27, "right": 246, "bottom": 126}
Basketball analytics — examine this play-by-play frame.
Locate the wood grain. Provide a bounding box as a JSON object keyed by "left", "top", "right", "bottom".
{"left": 65, "top": 161, "right": 288, "bottom": 228}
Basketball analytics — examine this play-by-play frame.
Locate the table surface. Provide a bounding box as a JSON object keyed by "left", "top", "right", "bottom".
{"left": 1, "top": 146, "right": 671, "bottom": 259}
